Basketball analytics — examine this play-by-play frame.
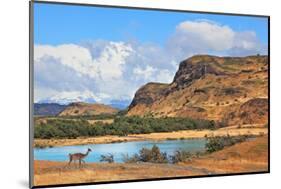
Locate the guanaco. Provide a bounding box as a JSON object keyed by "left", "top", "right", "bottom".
{"left": 68, "top": 148, "right": 92, "bottom": 166}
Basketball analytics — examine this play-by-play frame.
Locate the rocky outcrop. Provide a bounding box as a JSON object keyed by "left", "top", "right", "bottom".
{"left": 172, "top": 56, "right": 226, "bottom": 89}
{"left": 127, "top": 55, "right": 268, "bottom": 126}
{"left": 129, "top": 82, "right": 168, "bottom": 109}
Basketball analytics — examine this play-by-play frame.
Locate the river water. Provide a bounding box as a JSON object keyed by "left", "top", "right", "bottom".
{"left": 34, "top": 138, "right": 206, "bottom": 163}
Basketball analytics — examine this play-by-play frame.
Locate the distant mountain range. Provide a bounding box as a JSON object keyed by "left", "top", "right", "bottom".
{"left": 34, "top": 102, "right": 120, "bottom": 116}
{"left": 36, "top": 98, "right": 130, "bottom": 115}
{"left": 34, "top": 103, "right": 67, "bottom": 116}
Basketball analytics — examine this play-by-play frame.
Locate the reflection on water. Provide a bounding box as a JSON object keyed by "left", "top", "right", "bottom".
{"left": 34, "top": 138, "right": 206, "bottom": 163}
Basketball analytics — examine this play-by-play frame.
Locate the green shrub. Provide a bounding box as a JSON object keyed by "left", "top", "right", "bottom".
{"left": 122, "top": 145, "right": 168, "bottom": 163}
{"left": 205, "top": 135, "right": 251, "bottom": 153}
{"left": 139, "top": 145, "right": 168, "bottom": 163}
{"left": 205, "top": 136, "right": 225, "bottom": 153}
{"left": 100, "top": 154, "right": 114, "bottom": 163}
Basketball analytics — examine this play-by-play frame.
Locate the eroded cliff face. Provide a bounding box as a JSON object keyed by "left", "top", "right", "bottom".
{"left": 127, "top": 55, "right": 268, "bottom": 125}
{"left": 129, "top": 83, "right": 168, "bottom": 109}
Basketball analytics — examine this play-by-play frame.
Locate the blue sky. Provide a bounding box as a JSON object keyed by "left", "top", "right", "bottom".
{"left": 33, "top": 2, "right": 269, "bottom": 106}
{"left": 34, "top": 3, "right": 268, "bottom": 45}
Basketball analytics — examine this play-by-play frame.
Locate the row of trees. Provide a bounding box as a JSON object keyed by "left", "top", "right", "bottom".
{"left": 34, "top": 116, "right": 216, "bottom": 139}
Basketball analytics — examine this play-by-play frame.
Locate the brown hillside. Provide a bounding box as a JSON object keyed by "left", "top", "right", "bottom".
{"left": 127, "top": 55, "right": 268, "bottom": 125}
{"left": 223, "top": 98, "right": 268, "bottom": 125}
{"left": 59, "top": 102, "right": 118, "bottom": 116}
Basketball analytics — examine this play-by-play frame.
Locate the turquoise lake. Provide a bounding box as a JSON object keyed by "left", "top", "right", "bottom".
{"left": 34, "top": 138, "right": 206, "bottom": 163}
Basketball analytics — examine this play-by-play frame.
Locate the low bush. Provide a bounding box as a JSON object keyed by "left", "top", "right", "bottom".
{"left": 100, "top": 154, "right": 114, "bottom": 163}
{"left": 122, "top": 145, "right": 168, "bottom": 163}
{"left": 139, "top": 145, "right": 168, "bottom": 163}
{"left": 122, "top": 145, "right": 205, "bottom": 164}
{"left": 169, "top": 150, "right": 192, "bottom": 164}
{"left": 205, "top": 135, "right": 251, "bottom": 153}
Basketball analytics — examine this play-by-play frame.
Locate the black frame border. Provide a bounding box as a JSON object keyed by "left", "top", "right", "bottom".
{"left": 29, "top": 1, "right": 270, "bottom": 188}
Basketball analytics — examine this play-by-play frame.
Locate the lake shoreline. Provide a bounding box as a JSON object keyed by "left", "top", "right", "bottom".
{"left": 34, "top": 126, "right": 267, "bottom": 148}
{"left": 33, "top": 135, "right": 268, "bottom": 186}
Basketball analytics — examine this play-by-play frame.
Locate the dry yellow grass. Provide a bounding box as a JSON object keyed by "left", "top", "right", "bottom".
{"left": 33, "top": 135, "right": 268, "bottom": 187}
{"left": 187, "top": 135, "right": 268, "bottom": 173}
{"left": 34, "top": 161, "right": 204, "bottom": 186}
{"left": 34, "top": 126, "right": 267, "bottom": 147}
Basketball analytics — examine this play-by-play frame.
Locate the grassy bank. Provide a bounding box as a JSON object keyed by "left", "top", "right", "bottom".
{"left": 34, "top": 126, "right": 267, "bottom": 148}
{"left": 33, "top": 135, "right": 268, "bottom": 186}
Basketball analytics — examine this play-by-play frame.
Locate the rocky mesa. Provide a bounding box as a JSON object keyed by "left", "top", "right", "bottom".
{"left": 127, "top": 55, "right": 268, "bottom": 126}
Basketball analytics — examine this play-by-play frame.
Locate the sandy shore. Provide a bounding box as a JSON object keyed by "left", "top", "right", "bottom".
{"left": 34, "top": 125, "right": 267, "bottom": 147}
{"left": 33, "top": 136, "right": 268, "bottom": 186}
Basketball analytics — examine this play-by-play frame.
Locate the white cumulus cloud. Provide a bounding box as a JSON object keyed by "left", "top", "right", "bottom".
{"left": 175, "top": 20, "right": 235, "bottom": 51}
{"left": 34, "top": 41, "right": 175, "bottom": 104}
{"left": 168, "top": 20, "right": 267, "bottom": 59}
{"left": 34, "top": 19, "right": 267, "bottom": 105}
